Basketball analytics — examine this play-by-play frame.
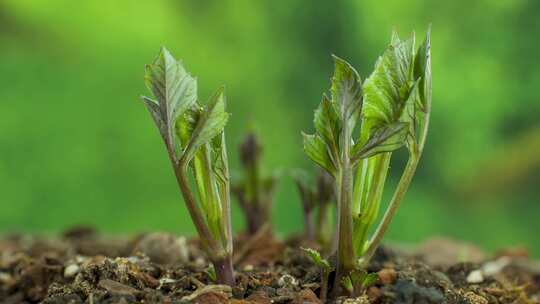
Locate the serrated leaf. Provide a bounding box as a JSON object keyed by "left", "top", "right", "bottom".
{"left": 352, "top": 122, "right": 409, "bottom": 160}
{"left": 314, "top": 94, "right": 341, "bottom": 156}
{"left": 141, "top": 96, "right": 166, "bottom": 138}
{"left": 301, "top": 247, "right": 332, "bottom": 271}
{"left": 360, "top": 37, "right": 415, "bottom": 140}
{"left": 302, "top": 133, "right": 336, "bottom": 177}
{"left": 414, "top": 27, "right": 432, "bottom": 112}
{"left": 331, "top": 55, "right": 362, "bottom": 127}
{"left": 144, "top": 48, "right": 197, "bottom": 143}
{"left": 183, "top": 87, "right": 229, "bottom": 163}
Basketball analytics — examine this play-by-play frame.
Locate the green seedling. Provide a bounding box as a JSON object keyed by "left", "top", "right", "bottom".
{"left": 302, "top": 247, "right": 333, "bottom": 303}
{"left": 341, "top": 269, "right": 378, "bottom": 297}
{"left": 141, "top": 47, "right": 235, "bottom": 286}
{"left": 302, "top": 28, "right": 431, "bottom": 296}
{"left": 294, "top": 169, "right": 334, "bottom": 245}
{"left": 232, "top": 133, "right": 277, "bottom": 235}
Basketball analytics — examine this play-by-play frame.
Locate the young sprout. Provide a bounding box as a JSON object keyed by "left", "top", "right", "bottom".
{"left": 141, "top": 47, "right": 234, "bottom": 286}
{"left": 294, "top": 169, "right": 334, "bottom": 244}
{"left": 302, "top": 28, "right": 431, "bottom": 296}
{"left": 341, "top": 269, "right": 378, "bottom": 298}
{"left": 232, "top": 133, "right": 277, "bottom": 235}
{"left": 302, "top": 247, "right": 333, "bottom": 303}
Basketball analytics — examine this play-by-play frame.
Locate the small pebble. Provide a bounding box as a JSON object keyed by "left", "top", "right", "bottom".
{"left": 466, "top": 270, "right": 484, "bottom": 283}
{"left": 64, "top": 264, "right": 80, "bottom": 278}
{"left": 482, "top": 257, "right": 510, "bottom": 276}
{"left": 367, "top": 286, "right": 382, "bottom": 301}
{"left": 0, "top": 272, "right": 12, "bottom": 284}
{"left": 378, "top": 268, "right": 397, "bottom": 285}
{"left": 195, "top": 257, "right": 206, "bottom": 267}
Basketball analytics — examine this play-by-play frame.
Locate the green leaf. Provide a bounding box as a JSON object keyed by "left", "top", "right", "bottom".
{"left": 301, "top": 247, "right": 332, "bottom": 271}
{"left": 414, "top": 26, "right": 432, "bottom": 113}
{"left": 352, "top": 122, "right": 409, "bottom": 160}
{"left": 182, "top": 87, "right": 229, "bottom": 164}
{"left": 349, "top": 269, "right": 378, "bottom": 289}
{"left": 302, "top": 133, "right": 336, "bottom": 177}
{"left": 331, "top": 55, "right": 362, "bottom": 126}
{"left": 144, "top": 47, "right": 197, "bottom": 140}
{"left": 360, "top": 37, "right": 415, "bottom": 140}
{"left": 141, "top": 96, "right": 166, "bottom": 138}
{"left": 314, "top": 94, "right": 341, "bottom": 157}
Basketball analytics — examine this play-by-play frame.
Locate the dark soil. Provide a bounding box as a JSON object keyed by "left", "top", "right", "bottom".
{"left": 1, "top": 228, "right": 539, "bottom": 304}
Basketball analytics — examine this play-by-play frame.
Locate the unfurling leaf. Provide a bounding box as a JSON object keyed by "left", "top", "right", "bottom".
{"left": 182, "top": 87, "right": 229, "bottom": 164}
{"left": 331, "top": 55, "right": 362, "bottom": 127}
{"left": 302, "top": 133, "right": 336, "bottom": 177}
{"left": 301, "top": 247, "right": 332, "bottom": 271}
{"left": 414, "top": 27, "right": 432, "bottom": 113}
{"left": 352, "top": 122, "right": 409, "bottom": 161}
{"left": 314, "top": 94, "right": 341, "bottom": 157}
{"left": 144, "top": 47, "right": 197, "bottom": 141}
{"left": 141, "top": 96, "right": 166, "bottom": 138}
{"left": 360, "top": 36, "right": 415, "bottom": 141}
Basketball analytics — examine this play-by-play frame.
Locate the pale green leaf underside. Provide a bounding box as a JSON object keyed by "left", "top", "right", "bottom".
{"left": 183, "top": 87, "right": 229, "bottom": 163}
{"left": 314, "top": 94, "right": 341, "bottom": 158}
{"left": 353, "top": 122, "right": 409, "bottom": 160}
{"left": 144, "top": 47, "right": 197, "bottom": 140}
{"left": 302, "top": 133, "right": 336, "bottom": 177}
{"left": 331, "top": 55, "right": 362, "bottom": 124}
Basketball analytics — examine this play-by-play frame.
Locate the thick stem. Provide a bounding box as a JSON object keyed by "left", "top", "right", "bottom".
{"left": 174, "top": 162, "right": 221, "bottom": 255}
{"left": 213, "top": 254, "right": 235, "bottom": 286}
{"left": 333, "top": 121, "right": 355, "bottom": 296}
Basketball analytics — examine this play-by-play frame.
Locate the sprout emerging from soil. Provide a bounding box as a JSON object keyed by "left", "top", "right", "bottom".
{"left": 294, "top": 169, "right": 335, "bottom": 245}
{"left": 302, "top": 28, "right": 432, "bottom": 296}
{"left": 141, "top": 47, "right": 235, "bottom": 286}
{"left": 233, "top": 133, "right": 277, "bottom": 235}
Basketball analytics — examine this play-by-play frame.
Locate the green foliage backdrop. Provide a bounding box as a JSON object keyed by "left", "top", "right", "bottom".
{"left": 1, "top": 0, "right": 539, "bottom": 255}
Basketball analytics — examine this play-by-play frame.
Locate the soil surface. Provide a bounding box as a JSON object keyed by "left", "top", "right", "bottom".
{"left": 1, "top": 228, "right": 539, "bottom": 304}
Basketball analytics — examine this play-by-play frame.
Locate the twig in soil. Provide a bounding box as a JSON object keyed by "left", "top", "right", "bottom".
{"left": 180, "top": 284, "right": 232, "bottom": 302}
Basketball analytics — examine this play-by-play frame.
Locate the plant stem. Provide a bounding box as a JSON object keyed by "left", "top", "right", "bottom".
{"left": 213, "top": 255, "right": 235, "bottom": 287}
{"left": 219, "top": 132, "right": 234, "bottom": 255}
{"left": 320, "top": 269, "right": 330, "bottom": 303}
{"left": 361, "top": 110, "right": 431, "bottom": 266}
{"left": 333, "top": 120, "right": 355, "bottom": 295}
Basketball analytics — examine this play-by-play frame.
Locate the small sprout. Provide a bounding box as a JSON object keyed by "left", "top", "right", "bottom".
{"left": 295, "top": 170, "right": 335, "bottom": 244}
{"left": 206, "top": 265, "right": 217, "bottom": 283}
{"left": 233, "top": 132, "right": 278, "bottom": 235}
{"left": 341, "top": 269, "right": 378, "bottom": 297}
{"left": 302, "top": 247, "right": 333, "bottom": 302}
{"left": 141, "top": 47, "right": 235, "bottom": 286}
{"left": 302, "top": 27, "right": 432, "bottom": 297}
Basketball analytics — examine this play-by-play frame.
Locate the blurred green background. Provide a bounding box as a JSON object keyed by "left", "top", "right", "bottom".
{"left": 1, "top": 0, "right": 539, "bottom": 256}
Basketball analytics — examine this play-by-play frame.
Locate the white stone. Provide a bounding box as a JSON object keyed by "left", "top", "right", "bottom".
{"left": 64, "top": 264, "right": 80, "bottom": 278}
{"left": 466, "top": 270, "right": 484, "bottom": 284}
